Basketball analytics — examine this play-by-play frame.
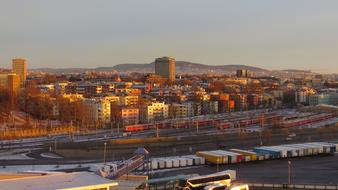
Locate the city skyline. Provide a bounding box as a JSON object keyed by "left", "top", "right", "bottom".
{"left": 1, "top": 0, "right": 338, "bottom": 73}
{"left": 0, "top": 1, "right": 338, "bottom": 189}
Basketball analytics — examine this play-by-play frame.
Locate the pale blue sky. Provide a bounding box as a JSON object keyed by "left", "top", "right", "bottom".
{"left": 1, "top": 0, "right": 338, "bottom": 73}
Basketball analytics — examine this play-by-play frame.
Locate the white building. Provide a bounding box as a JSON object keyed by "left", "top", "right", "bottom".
{"left": 141, "top": 102, "right": 169, "bottom": 123}
{"left": 82, "top": 97, "right": 111, "bottom": 124}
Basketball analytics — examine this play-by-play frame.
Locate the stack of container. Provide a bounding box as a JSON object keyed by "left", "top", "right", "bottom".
{"left": 150, "top": 142, "right": 337, "bottom": 170}
{"left": 182, "top": 155, "right": 205, "bottom": 165}
{"left": 150, "top": 155, "right": 206, "bottom": 170}
{"left": 211, "top": 150, "right": 244, "bottom": 163}
{"left": 252, "top": 147, "right": 283, "bottom": 159}
{"left": 229, "top": 149, "right": 257, "bottom": 162}
{"left": 196, "top": 151, "right": 224, "bottom": 164}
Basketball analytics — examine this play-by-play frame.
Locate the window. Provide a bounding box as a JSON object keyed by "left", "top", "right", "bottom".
{"left": 188, "top": 174, "right": 230, "bottom": 185}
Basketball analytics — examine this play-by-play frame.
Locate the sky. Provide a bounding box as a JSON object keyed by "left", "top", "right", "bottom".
{"left": 1, "top": 0, "right": 338, "bottom": 73}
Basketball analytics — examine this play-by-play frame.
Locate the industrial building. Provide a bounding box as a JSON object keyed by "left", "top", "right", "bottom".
{"left": 0, "top": 172, "right": 118, "bottom": 190}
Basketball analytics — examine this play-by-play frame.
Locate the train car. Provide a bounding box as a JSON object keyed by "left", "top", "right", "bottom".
{"left": 197, "top": 119, "right": 214, "bottom": 127}
{"left": 281, "top": 113, "right": 335, "bottom": 128}
{"left": 124, "top": 124, "right": 151, "bottom": 132}
{"left": 217, "top": 122, "right": 232, "bottom": 130}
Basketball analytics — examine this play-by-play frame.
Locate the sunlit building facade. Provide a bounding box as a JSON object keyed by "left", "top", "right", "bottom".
{"left": 12, "top": 58, "right": 27, "bottom": 87}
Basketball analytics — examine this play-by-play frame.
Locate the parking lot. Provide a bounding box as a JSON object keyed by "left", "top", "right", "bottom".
{"left": 152, "top": 153, "right": 338, "bottom": 185}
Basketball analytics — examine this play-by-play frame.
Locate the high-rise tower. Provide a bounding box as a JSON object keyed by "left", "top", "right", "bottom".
{"left": 154, "top": 57, "right": 176, "bottom": 82}
{"left": 12, "top": 58, "right": 27, "bottom": 87}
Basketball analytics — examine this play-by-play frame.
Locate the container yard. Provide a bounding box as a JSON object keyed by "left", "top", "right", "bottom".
{"left": 140, "top": 142, "right": 337, "bottom": 171}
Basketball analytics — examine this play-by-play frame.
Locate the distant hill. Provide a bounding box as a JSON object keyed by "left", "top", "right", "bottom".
{"left": 31, "top": 61, "right": 269, "bottom": 75}
{"left": 31, "top": 68, "right": 91, "bottom": 74}
{"left": 112, "top": 61, "right": 268, "bottom": 74}
{"left": 281, "top": 69, "right": 312, "bottom": 73}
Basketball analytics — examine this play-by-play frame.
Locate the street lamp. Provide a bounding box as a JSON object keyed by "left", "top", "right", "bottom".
{"left": 54, "top": 138, "right": 57, "bottom": 152}
{"left": 288, "top": 160, "right": 291, "bottom": 186}
{"left": 103, "top": 142, "right": 107, "bottom": 164}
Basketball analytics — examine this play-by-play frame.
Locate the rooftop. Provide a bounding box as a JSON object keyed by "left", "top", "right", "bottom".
{"left": 0, "top": 172, "right": 118, "bottom": 190}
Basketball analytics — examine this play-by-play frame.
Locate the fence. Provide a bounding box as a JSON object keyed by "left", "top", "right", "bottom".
{"left": 0, "top": 126, "right": 75, "bottom": 139}
{"left": 248, "top": 183, "right": 338, "bottom": 190}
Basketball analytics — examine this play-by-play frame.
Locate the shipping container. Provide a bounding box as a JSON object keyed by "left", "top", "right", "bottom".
{"left": 307, "top": 142, "right": 335, "bottom": 154}
{"left": 267, "top": 147, "right": 288, "bottom": 158}
{"left": 163, "top": 159, "right": 173, "bottom": 168}
{"left": 273, "top": 146, "right": 298, "bottom": 157}
{"left": 151, "top": 159, "right": 158, "bottom": 170}
{"left": 294, "top": 144, "right": 315, "bottom": 155}
{"left": 172, "top": 158, "right": 180, "bottom": 168}
{"left": 196, "top": 151, "right": 225, "bottom": 164}
{"left": 253, "top": 147, "right": 281, "bottom": 159}
{"left": 199, "top": 156, "right": 206, "bottom": 165}
{"left": 283, "top": 144, "right": 305, "bottom": 156}
{"left": 258, "top": 155, "right": 265, "bottom": 160}
{"left": 304, "top": 143, "right": 324, "bottom": 154}
{"left": 209, "top": 150, "right": 231, "bottom": 164}
{"left": 185, "top": 158, "right": 193, "bottom": 166}
{"left": 178, "top": 158, "right": 187, "bottom": 167}
{"left": 242, "top": 155, "right": 250, "bottom": 162}
{"left": 183, "top": 155, "right": 201, "bottom": 165}
{"left": 229, "top": 149, "right": 257, "bottom": 161}
{"left": 212, "top": 150, "right": 244, "bottom": 163}
{"left": 158, "top": 159, "right": 165, "bottom": 169}
{"left": 253, "top": 147, "right": 282, "bottom": 159}
{"left": 313, "top": 142, "right": 336, "bottom": 153}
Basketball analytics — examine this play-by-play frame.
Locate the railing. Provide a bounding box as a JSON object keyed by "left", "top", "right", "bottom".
{"left": 247, "top": 183, "right": 338, "bottom": 190}
{"left": 110, "top": 154, "right": 145, "bottom": 179}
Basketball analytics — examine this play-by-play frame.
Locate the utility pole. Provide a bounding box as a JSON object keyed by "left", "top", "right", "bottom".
{"left": 118, "top": 122, "right": 120, "bottom": 135}
{"left": 288, "top": 160, "right": 292, "bottom": 186}
{"left": 103, "top": 142, "right": 107, "bottom": 164}
{"left": 156, "top": 126, "right": 159, "bottom": 138}
{"left": 54, "top": 138, "right": 57, "bottom": 152}
{"left": 260, "top": 113, "right": 264, "bottom": 146}
{"left": 196, "top": 121, "right": 199, "bottom": 134}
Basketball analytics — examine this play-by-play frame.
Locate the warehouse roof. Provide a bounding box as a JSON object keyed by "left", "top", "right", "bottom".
{"left": 0, "top": 172, "right": 118, "bottom": 190}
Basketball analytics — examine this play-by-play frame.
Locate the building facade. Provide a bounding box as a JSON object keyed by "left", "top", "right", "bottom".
{"left": 141, "top": 102, "right": 169, "bottom": 123}
{"left": 12, "top": 58, "right": 27, "bottom": 87}
{"left": 111, "top": 105, "right": 139, "bottom": 126}
{"left": 309, "top": 93, "right": 338, "bottom": 106}
{"left": 7, "top": 73, "right": 21, "bottom": 96}
{"left": 155, "top": 57, "right": 176, "bottom": 82}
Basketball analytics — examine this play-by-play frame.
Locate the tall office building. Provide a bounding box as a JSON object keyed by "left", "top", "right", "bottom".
{"left": 7, "top": 73, "right": 20, "bottom": 96}
{"left": 155, "top": 57, "right": 176, "bottom": 81}
{"left": 0, "top": 74, "right": 8, "bottom": 89}
{"left": 12, "top": 58, "right": 27, "bottom": 87}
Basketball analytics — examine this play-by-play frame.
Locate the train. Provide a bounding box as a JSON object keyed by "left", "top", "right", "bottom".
{"left": 124, "top": 113, "right": 281, "bottom": 132}
{"left": 281, "top": 113, "right": 334, "bottom": 128}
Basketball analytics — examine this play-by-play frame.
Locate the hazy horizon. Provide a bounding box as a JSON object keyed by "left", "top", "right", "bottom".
{"left": 1, "top": 0, "right": 338, "bottom": 73}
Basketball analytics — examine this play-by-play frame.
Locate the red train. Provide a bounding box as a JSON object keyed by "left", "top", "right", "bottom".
{"left": 281, "top": 114, "right": 334, "bottom": 128}
{"left": 124, "top": 112, "right": 285, "bottom": 133}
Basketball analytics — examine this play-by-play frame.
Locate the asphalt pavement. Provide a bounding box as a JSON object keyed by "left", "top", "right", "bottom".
{"left": 152, "top": 153, "right": 338, "bottom": 186}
